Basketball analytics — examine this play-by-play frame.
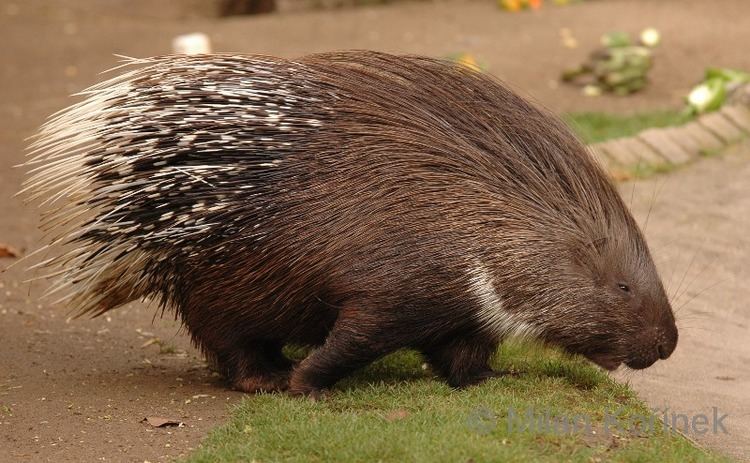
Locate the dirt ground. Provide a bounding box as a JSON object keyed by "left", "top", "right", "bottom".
{"left": 1, "top": 0, "right": 749, "bottom": 461}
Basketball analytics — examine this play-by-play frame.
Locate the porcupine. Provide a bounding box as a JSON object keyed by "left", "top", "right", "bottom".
{"left": 22, "top": 51, "right": 678, "bottom": 397}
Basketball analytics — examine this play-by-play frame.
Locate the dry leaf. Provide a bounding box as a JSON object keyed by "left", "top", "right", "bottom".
{"left": 0, "top": 244, "right": 19, "bottom": 258}
{"left": 141, "top": 416, "right": 183, "bottom": 428}
{"left": 140, "top": 338, "right": 160, "bottom": 348}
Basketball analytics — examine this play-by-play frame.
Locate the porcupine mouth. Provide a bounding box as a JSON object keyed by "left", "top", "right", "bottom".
{"left": 624, "top": 357, "right": 658, "bottom": 370}
{"left": 586, "top": 353, "right": 622, "bottom": 371}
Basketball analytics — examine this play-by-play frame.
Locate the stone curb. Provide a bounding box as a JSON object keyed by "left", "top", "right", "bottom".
{"left": 589, "top": 103, "right": 750, "bottom": 179}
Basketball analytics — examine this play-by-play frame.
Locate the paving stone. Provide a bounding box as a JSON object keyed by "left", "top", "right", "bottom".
{"left": 584, "top": 106, "right": 750, "bottom": 176}
{"left": 698, "top": 111, "right": 745, "bottom": 143}
{"left": 662, "top": 126, "right": 702, "bottom": 159}
{"left": 598, "top": 138, "right": 640, "bottom": 165}
{"left": 638, "top": 128, "right": 692, "bottom": 164}
{"left": 680, "top": 121, "right": 725, "bottom": 154}
{"left": 623, "top": 137, "right": 668, "bottom": 165}
{"left": 720, "top": 105, "right": 750, "bottom": 134}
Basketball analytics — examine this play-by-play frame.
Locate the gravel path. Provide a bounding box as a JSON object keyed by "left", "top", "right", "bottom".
{"left": 614, "top": 143, "right": 750, "bottom": 462}
{"left": 1, "top": 1, "right": 748, "bottom": 461}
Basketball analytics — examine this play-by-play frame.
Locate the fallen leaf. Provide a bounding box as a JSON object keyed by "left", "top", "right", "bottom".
{"left": 141, "top": 416, "right": 184, "bottom": 428}
{"left": 385, "top": 409, "right": 410, "bottom": 422}
{"left": 140, "top": 338, "right": 161, "bottom": 348}
{"left": 0, "top": 244, "right": 19, "bottom": 258}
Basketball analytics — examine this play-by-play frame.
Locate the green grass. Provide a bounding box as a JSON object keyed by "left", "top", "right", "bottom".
{"left": 626, "top": 162, "right": 677, "bottom": 179}
{"left": 185, "top": 341, "right": 726, "bottom": 463}
{"left": 566, "top": 110, "right": 693, "bottom": 144}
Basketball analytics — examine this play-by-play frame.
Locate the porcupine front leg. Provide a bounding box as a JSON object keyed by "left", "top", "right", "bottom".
{"left": 422, "top": 336, "right": 502, "bottom": 388}
{"left": 287, "top": 304, "right": 401, "bottom": 399}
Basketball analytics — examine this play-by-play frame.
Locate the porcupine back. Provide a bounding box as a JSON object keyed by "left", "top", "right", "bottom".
{"left": 22, "top": 51, "right": 634, "bottom": 322}
{"left": 22, "top": 54, "right": 335, "bottom": 315}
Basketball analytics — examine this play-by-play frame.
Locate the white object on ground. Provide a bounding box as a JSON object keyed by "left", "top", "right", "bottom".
{"left": 172, "top": 33, "right": 212, "bottom": 55}
{"left": 688, "top": 84, "right": 712, "bottom": 110}
{"left": 640, "top": 27, "right": 661, "bottom": 47}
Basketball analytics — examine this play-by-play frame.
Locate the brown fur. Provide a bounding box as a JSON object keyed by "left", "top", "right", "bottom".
{"left": 26, "top": 51, "right": 678, "bottom": 396}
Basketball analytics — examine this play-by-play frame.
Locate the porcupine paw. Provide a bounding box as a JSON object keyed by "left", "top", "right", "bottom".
{"left": 232, "top": 370, "right": 291, "bottom": 394}
{"left": 287, "top": 383, "right": 330, "bottom": 401}
{"left": 286, "top": 373, "right": 330, "bottom": 400}
{"left": 453, "top": 368, "right": 510, "bottom": 388}
{"left": 442, "top": 366, "right": 516, "bottom": 389}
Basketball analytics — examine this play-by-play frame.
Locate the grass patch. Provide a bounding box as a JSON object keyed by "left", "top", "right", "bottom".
{"left": 625, "top": 161, "right": 679, "bottom": 180}
{"left": 0, "top": 405, "right": 12, "bottom": 418}
{"left": 566, "top": 110, "right": 693, "bottom": 144}
{"left": 185, "top": 341, "right": 726, "bottom": 463}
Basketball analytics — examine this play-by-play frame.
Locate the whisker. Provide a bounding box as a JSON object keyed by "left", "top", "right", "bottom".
{"left": 671, "top": 239, "right": 707, "bottom": 304}
{"left": 674, "top": 253, "right": 719, "bottom": 307}
{"left": 675, "top": 278, "right": 726, "bottom": 315}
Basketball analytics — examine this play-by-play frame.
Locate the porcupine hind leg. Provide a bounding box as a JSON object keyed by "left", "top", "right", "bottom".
{"left": 234, "top": 341, "right": 295, "bottom": 393}
{"left": 422, "top": 336, "right": 502, "bottom": 388}
{"left": 179, "top": 292, "right": 294, "bottom": 393}
{"left": 287, "top": 304, "right": 403, "bottom": 399}
{"left": 206, "top": 339, "right": 294, "bottom": 393}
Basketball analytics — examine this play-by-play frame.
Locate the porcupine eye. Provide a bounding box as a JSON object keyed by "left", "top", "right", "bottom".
{"left": 617, "top": 283, "right": 630, "bottom": 294}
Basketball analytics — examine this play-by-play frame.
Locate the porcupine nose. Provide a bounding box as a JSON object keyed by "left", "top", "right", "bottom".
{"left": 626, "top": 320, "right": 677, "bottom": 369}
{"left": 657, "top": 318, "right": 678, "bottom": 360}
